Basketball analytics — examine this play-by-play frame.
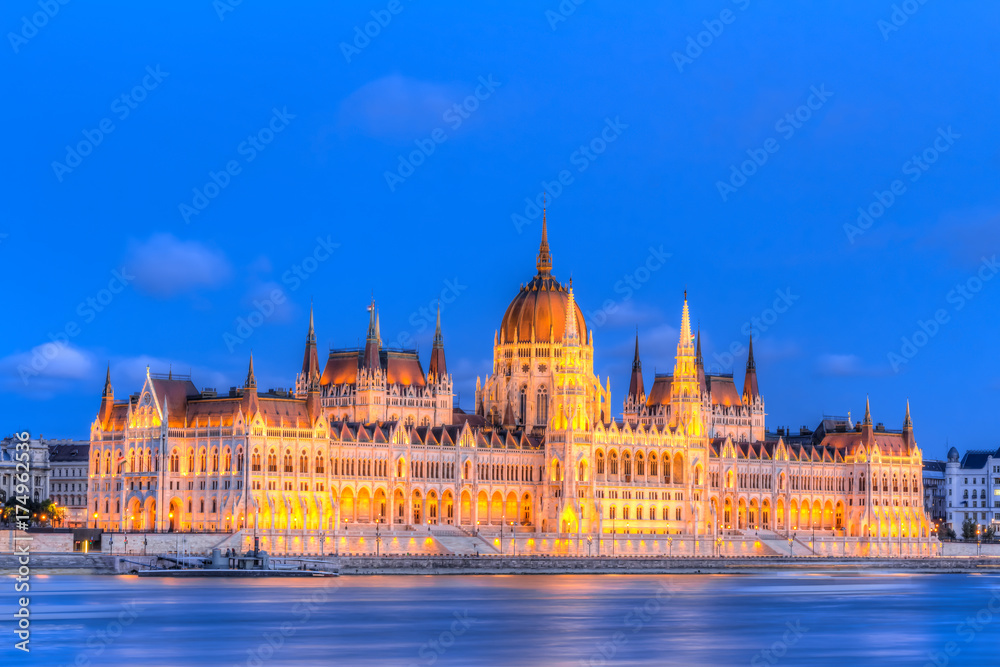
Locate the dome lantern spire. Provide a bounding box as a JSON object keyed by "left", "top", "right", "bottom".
{"left": 536, "top": 198, "right": 552, "bottom": 276}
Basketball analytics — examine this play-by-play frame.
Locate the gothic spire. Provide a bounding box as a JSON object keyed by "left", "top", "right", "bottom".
{"left": 903, "top": 398, "right": 912, "bottom": 428}
{"left": 677, "top": 290, "right": 694, "bottom": 357}
{"left": 563, "top": 279, "right": 579, "bottom": 345}
{"left": 696, "top": 328, "right": 707, "bottom": 395}
{"left": 429, "top": 301, "right": 447, "bottom": 380}
{"left": 363, "top": 299, "right": 381, "bottom": 371}
{"left": 536, "top": 203, "right": 552, "bottom": 276}
{"left": 302, "top": 303, "right": 320, "bottom": 384}
{"left": 245, "top": 353, "right": 257, "bottom": 389}
{"left": 863, "top": 395, "right": 872, "bottom": 426}
{"left": 102, "top": 363, "right": 113, "bottom": 397}
{"left": 742, "top": 335, "right": 759, "bottom": 402}
{"left": 627, "top": 329, "right": 644, "bottom": 404}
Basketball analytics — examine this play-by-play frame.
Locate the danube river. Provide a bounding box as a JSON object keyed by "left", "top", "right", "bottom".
{"left": 3, "top": 572, "right": 999, "bottom": 665}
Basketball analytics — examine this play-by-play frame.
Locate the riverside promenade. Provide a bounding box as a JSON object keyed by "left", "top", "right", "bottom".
{"left": 5, "top": 552, "right": 1000, "bottom": 576}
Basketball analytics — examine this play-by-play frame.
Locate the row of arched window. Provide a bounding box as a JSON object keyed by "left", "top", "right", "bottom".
{"left": 594, "top": 449, "right": 684, "bottom": 484}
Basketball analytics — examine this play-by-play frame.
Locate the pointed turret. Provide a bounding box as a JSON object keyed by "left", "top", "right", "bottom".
{"left": 429, "top": 301, "right": 447, "bottom": 381}
{"left": 627, "top": 330, "right": 644, "bottom": 404}
{"left": 678, "top": 290, "right": 693, "bottom": 356}
{"left": 536, "top": 207, "right": 552, "bottom": 276}
{"left": 742, "top": 336, "right": 759, "bottom": 402}
{"left": 563, "top": 279, "right": 580, "bottom": 346}
{"left": 902, "top": 399, "right": 914, "bottom": 451}
{"left": 98, "top": 363, "right": 114, "bottom": 427}
{"left": 503, "top": 398, "right": 515, "bottom": 427}
{"left": 861, "top": 395, "right": 874, "bottom": 445}
{"left": 301, "top": 304, "right": 320, "bottom": 386}
{"left": 696, "top": 329, "right": 707, "bottom": 395}
{"left": 245, "top": 353, "right": 257, "bottom": 389}
{"left": 243, "top": 354, "right": 259, "bottom": 416}
{"left": 363, "top": 299, "right": 381, "bottom": 371}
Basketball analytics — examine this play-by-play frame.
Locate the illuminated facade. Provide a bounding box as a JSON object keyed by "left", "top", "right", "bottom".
{"left": 87, "top": 217, "right": 933, "bottom": 551}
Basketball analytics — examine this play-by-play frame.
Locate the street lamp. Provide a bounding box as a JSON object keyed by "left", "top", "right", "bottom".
{"left": 612, "top": 515, "right": 616, "bottom": 556}
{"left": 510, "top": 521, "right": 516, "bottom": 557}
{"left": 500, "top": 515, "right": 505, "bottom": 555}
{"left": 667, "top": 536, "right": 673, "bottom": 557}
{"left": 587, "top": 536, "right": 593, "bottom": 557}
{"left": 788, "top": 536, "right": 794, "bottom": 557}
{"left": 376, "top": 516, "right": 382, "bottom": 558}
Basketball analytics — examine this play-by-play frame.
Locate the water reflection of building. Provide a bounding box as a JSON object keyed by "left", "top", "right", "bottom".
{"left": 87, "top": 217, "right": 934, "bottom": 554}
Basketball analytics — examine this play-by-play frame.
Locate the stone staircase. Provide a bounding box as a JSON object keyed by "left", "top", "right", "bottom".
{"left": 428, "top": 526, "right": 498, "bottom": 555}
{"left": 756, "top": 530, "right": 816, "bottom": 556}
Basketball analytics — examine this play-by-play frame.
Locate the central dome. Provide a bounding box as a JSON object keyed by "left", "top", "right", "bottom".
{"left": 499, "top": 216, "right": 586, "bottom": 344}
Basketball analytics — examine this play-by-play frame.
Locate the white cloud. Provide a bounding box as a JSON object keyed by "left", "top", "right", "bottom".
{"left": 0, "top": 342, "right": 94, "bottom": 397}
{"left": 337, "top": 74, "right": 460, "bottom": 142}
{"left": 816, "top": 353, "right": 887, "bottom": 378}
{"left": 125, "top": 233, "right": 232, "bottom": 298}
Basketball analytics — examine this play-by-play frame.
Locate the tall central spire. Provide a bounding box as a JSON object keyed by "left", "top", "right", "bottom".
{"left": 536, "top": 204, "right": 552, "bottom": 276}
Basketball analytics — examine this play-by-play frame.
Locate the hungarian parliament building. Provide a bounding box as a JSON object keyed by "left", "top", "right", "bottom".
{"left": 87, "top": 219, "right": 934, "bottom": 555}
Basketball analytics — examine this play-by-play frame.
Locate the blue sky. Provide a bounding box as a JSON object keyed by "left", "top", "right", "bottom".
{"left": 2, "top": 1, "right": 998, "bottom": 459}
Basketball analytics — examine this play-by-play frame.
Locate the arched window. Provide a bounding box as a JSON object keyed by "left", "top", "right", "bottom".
{"left": 609, "top": 451, "right": 619, "bottom": 476}
{"left": 251, "top": 449, "right": 261, "bottom": 472}
{"left": 284, "top": 450, "right": 293, "bottom": 473}
{"left": 129, "top": 450, "right": 135, "bottom": 472}
{"left": 649, "top": 454, "right": 657, "bottom": 477}
{"left": 211, "top": 449, "right": 219, "bottom": 473}
{"left": 187, "top": 449, "right": 194, "bottom": 474}
{"left": 579, "top": 462, "right": 586, "bottom": 482}
{"left": 596, "top": 450, "right": 605, "bottom": 475}
{"left": 198, "top": 449, "right": 207, "bottom": 473}
{"left": 637, "top": 453, "right": 645, "bottom": 477}
{"left": 518, "top": 385, "right": 527, "bottom": 425}
{"left": 464, "top": 461, "right": 471, "bottom": 480}
{"left": 623, "top": 452, "right": 632, "bottom": 478}
{"left": 315, "top": 454, "right": 324, "bottom": 474}
{"left": 299, "top": 451, "right": 309, "bottom": 473}
{"left": 663, "top": 455, "right": 671, "bottom": 484}
{"left": 223, "top": 449, "right": 231, "bottom": 472}
{"left": 536, "top": 386, "right": 549, "bottom": 425}
{"left": 169, "top": 451, "right": 179, "bottom": 473}
{"left": 610, "top": 506, "right": 617, "bottom": 520}
{"left": 267, "top": 450, "right": 277, "bottom": 473}
{"left": 397, "top": 459, "right": 405, "bottom": 477}
{"left": 405, "top": 415, "right": 414, "bottom": 427}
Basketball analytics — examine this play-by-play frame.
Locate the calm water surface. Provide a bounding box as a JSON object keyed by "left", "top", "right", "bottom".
{"left": 3, "top": 572, "right": 999, "bottom": 665}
